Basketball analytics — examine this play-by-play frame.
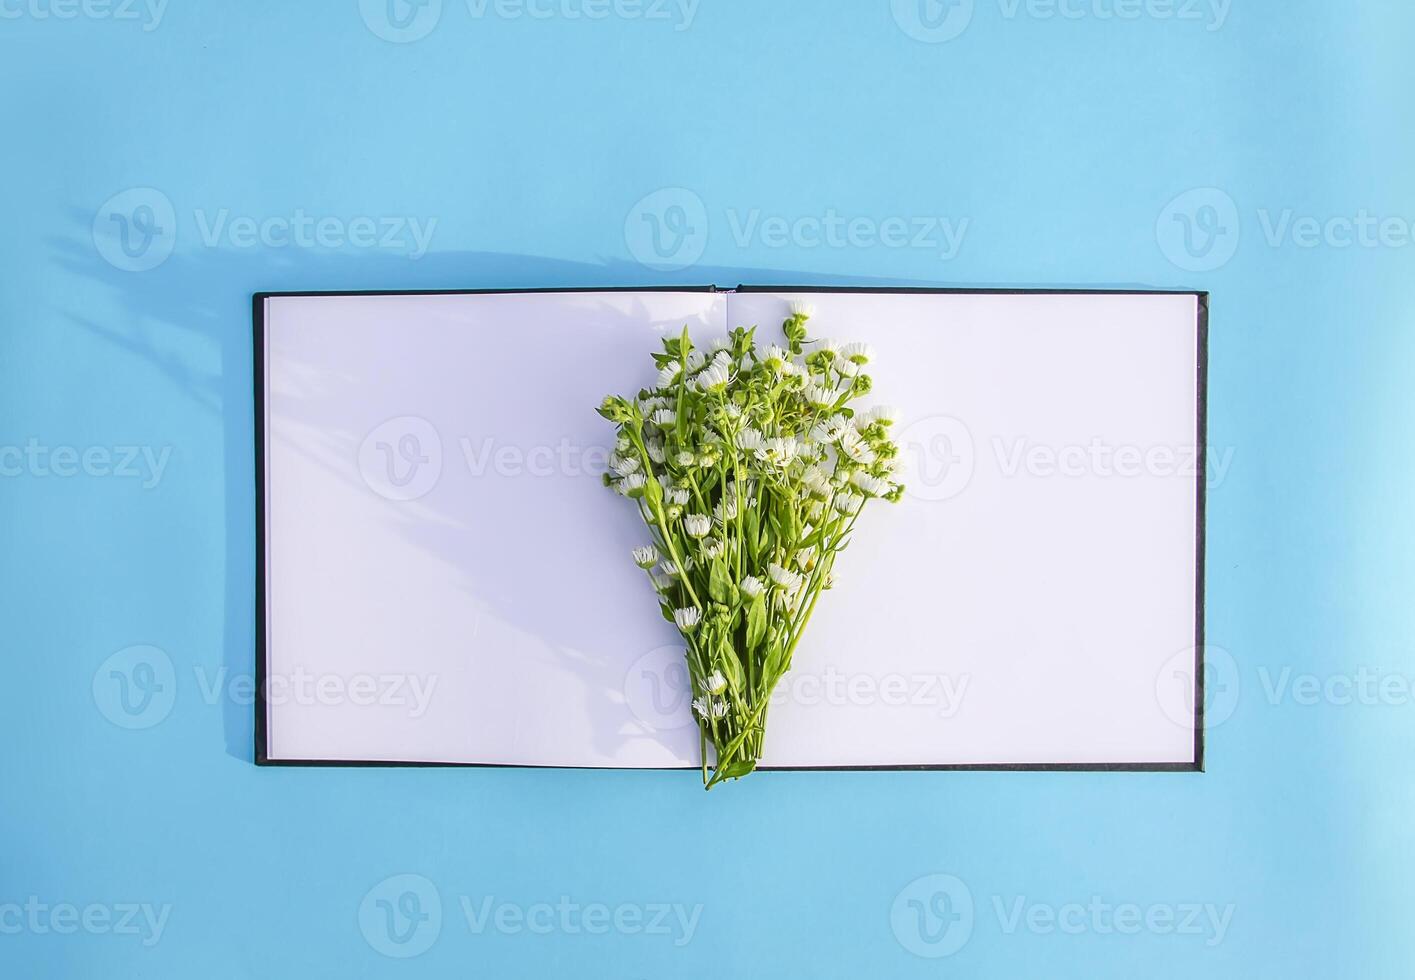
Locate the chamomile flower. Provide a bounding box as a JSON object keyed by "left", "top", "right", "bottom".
{"left": 684, "top": 514, "right": 712, "bottom": 538}
{"left": 838, "top": 428, "right": 878, "bottom": 465}
{"left": 702, "top": 670, "right": 727, "bottom": 695}
{"left": 697, "top": 360, "right": 731, "bottom": 392}
{"left": 701, "top": 537, "right": 725, "bottom": 559}
{"left": 632, "top": 546, "right": 658, "bottom": 569}
{"left": 708, "top": 336, "right": 733, "bottom": 353}
{"left": 668, "top": 488, "right": 690, "bottom": 507}
{"left": 795, "top": 545, "right": 817, "bottom": 570}
{"left": 767, "top": 562, "right": 804, "bottom": 592}
{"left": 710, "top": 699, "right": 729, "bottom": 719}
{"left": 660, "top": 560, "right": 682, "bottom": 578}
{"left": 646, "top": 440, "right": 666, "bottom": 464}
{"left": 617, "top": 473, "right": 646, "bottom": 496}
{"left": 801, "top": 465, "right": 832, "bottom": 498}
{"left": 650, "top": 408, "right": 676, "bottom": 427}
{"left": 714, "top": 496, "right": 739, "bottom": 523}
{"left": 656, "top": 363, "right": 681, "bottom": 388}
{"left": 736, "top": 427, "right": 767, "bottom": 453}
{"left": 850, "top": 471, "right": 893, "bottom": 497}
{"left": 810, "top": 416, "right": 850, "bottom": 444}
{"left": 862, "top": 404, "right": 897, "bottom": 426}
{"left": 803, "top": 383, "right": 841, "bottom": 409}
{"left": 740, "top": 575, "right": 766, "bottom": 598}
{"left": 833, "top": 354, "right": 861, "bottom": 378}
{"left": 762, "top": 344, "right": 793, "bottom": 375}
{"left": 756, "top": 437, "right": 799, "bottom": 468}
{"left": 838, "top": 341, "right": 874, "bottom": 364}
{"left": 832, "top": 491, "right": 863, "bottom": 515}
{"left": 673, "top": 607, "right": 701, "bottom": 631}
{"left": 610, "top": 454, "right": 640, "bottom": 476}
{"left": 790, "top": 301, "right": 816, "bottom": 319}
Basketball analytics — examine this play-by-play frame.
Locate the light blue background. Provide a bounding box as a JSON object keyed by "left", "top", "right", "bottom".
{"left": 3, "top": 0, "right": 1414, "bottom": 976}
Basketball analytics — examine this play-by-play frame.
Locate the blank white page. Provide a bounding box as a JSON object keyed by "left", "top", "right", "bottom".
{"left": 259, "top": 288, "right": 1203, "bottom": 769}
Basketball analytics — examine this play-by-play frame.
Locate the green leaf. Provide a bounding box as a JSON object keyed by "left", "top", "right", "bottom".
{"left": 715, "top": 633, "right": 745, "bottom": 692}
{"left": 745, "top": 594, "right": 767, "bottom": 650}
{"left": 660, "top": 602, "right": 677, "bottom": 624}
{"left": 708, "top": 559, "right": 732, "bottom": 605}
{"left": 715, "top": 758, "right": 757, "bottom": 781}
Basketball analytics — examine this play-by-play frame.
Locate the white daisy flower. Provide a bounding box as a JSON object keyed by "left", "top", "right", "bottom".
{"left": 656, "top": 363, "right": 681, "bottom": 388}
{"left": 686, "top": 349, "right": 706, "bottom": 371}
{"left": 673, "top": 607, "right": 701, "bottom": 631}
{"left": 740, "top": 575, "right": 766, "bottom": 598}
{"left": 851, "top": 471, "right": 893, "bottom": 497}
{"left": 610, "top": 454, "right": 640, "bottom": 476}
{"left": 710, "top": 699, "right": 729, "bottom": 719}
{"left": 814, "top": 337, "right": 840, "bottom": 354}
{"left": 790, "top": 301, "right": 815, "bottom": 319}
{"left": 708, "top": 336, "right": 733, "bottom": 353}
{"left": 617, "top": 473, "right": 646, "bottom": 496}
{"left": 832, "top": 491, "right": 863, "bottom": 515}
{"left": 838, "top": 428, "right": 877, "bottom": 465}
{"left": 684, "top": 514, "right": 712, "bottom": 538}
{"left": 650, "top": 571, "right": 673, "bottom": 592}
{"left": 767, "top": 562, "right": 804, "bottom": 592}
{"left": 632, "top": 546, "right": 658, "bottom": 569}
{"left": 862, "top": 404, "right": 898, "bottom": 426}
{"left": 668, "top": 488, "right": 690, "bottom": 507}
{"left": 838, "top": 341, "right": 874, "bottom": 364}
{"left": 650, "top": 408, "right": 676, "bottom": 427}
{"left": 702, "top": 670, "right": 727, "bottom": 695}
{"left": 736, "top": 427, "right": 767, "bottom": 453}
{"left": 692, "top": 696, "right": 710, "bottom": 718}
{"left": 795, "top": 545, "right": 817, "bottom": 570}
{"left": 674, "top": 451, "right": 695, "bottom": 468}
{"left": 714, "top": 496, "right": 739, "bottom": 523}
{"left": 756, "top": 437, "right": 799, "bottom": 468}
{"left": 697, "top": 361, "right": 731, "bottom": 392}
{"left": 833, "top": 354, "right": 860, "bottom": 378}
{"left": 701, "top": 537, "right": 725, "bottom": 559}
{"left": 646, "top": 440, "right": 666, "bottom": 464}
{"left": 801, "top": 465, "right": 832, "bottom": 498}
{"left": 803, "top": 383, "right": 841, "bottom": 409}
{"left": 660, "top": 560, "right": 682, "bottom": 578}
{"left": 810, "top": 416, "right": 850, "bottom": 444}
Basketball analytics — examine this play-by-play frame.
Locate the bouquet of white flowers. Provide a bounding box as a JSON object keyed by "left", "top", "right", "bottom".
{"left": 598, "top": 304, "right": 904, "bottom": 788}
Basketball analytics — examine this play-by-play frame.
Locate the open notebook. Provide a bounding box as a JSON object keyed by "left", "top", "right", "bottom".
{"left": 256, "top": 287, "right": 1207, "bottom": 770}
